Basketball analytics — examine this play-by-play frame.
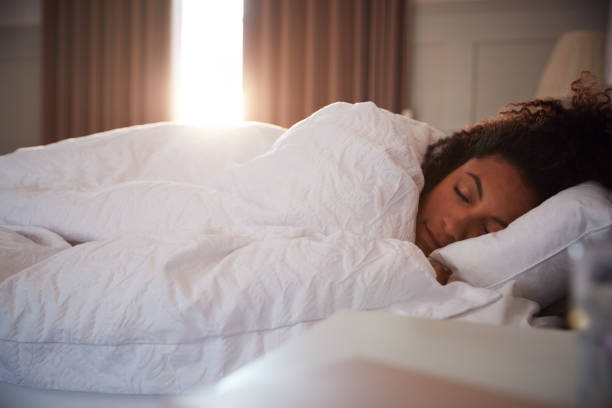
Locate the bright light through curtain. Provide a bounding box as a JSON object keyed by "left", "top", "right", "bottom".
{"left": 173, "top": 1, "right": 244, "bottom": 124}
{"left": 42, "top": 0, "right": 172, "bottom": 144}
{"left": 243, "top": 0, "right": 409, "bottom": 128}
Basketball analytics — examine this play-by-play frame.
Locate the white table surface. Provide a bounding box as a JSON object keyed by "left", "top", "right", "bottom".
{"left": 170, "top": 309, "right": 577, "bottom": 408}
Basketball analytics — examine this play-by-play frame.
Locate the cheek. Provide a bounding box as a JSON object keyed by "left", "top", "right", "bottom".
{"left": 417, "top": 192, "right": 431, "bottom": 223}
{"left": 418, "top": 187, "right": 446, "bottom": 221}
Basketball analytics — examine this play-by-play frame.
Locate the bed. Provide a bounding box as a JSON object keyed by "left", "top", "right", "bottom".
{"left": 1, "top": 102, "right": 610, "bottom": 405}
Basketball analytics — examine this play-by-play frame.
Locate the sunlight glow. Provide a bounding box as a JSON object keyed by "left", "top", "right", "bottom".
{"left": 173, "top": 0, "right": 244, "bottom": 125}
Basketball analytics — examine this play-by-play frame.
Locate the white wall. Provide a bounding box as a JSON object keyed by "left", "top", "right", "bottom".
{"left": 408, "top": 0, "right": 609, "bottom": 133}
{"left": 0, "top": 0, "right": 41, "bottom": 155}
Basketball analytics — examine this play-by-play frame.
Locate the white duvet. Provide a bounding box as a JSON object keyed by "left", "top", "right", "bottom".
{"left": 0, "top": 102, "right": 507, "bottom": 394}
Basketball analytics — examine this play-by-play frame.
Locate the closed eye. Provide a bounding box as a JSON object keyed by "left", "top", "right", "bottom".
{"left": 454, "top": 186, "right": 469, "bottom": 203}
{"left": 482, "top": 224, "right": 489, "bottom": 234}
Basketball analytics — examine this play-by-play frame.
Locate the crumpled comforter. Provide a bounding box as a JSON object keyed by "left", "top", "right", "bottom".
{"left": 0, "top": 102, "right": 503, "bottom": 394}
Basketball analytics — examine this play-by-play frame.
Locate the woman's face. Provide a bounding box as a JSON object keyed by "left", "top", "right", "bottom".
{"left": 415, "top": 155, "right": 539, "bottom": 256}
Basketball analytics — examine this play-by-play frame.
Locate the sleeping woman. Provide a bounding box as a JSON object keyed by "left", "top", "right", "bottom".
{"left": 415, "top": 72, "right": 612, "bottom": 284}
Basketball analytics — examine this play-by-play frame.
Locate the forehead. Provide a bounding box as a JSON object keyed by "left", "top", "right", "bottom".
{"left": 455, "top": 156, "right": 538, "bottom": 220}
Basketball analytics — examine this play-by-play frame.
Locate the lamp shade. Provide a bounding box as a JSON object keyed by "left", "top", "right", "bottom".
{"left": 535, "top": 30, "right": 605, "bottom": 99}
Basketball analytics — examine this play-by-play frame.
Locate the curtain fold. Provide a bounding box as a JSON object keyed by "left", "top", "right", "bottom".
{"left": 42, "top": 0, "right": 172, "bottom": 144}
{"left": 243, "top": 0, "right": 408, "bottom": 128}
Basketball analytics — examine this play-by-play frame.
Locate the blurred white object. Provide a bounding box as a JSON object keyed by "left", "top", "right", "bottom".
{"left": 535, "top": 30, "right": 605, "bottom": 99}
{"left": 169, "top": 310, "right": 577, "bottom": 408}
{"left": 570, "top": 232, "right": 612, "bottom": 407}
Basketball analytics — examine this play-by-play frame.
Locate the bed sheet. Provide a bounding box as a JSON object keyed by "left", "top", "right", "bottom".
{"left": 0, "top": 382, "right": 161, "bottom": 408}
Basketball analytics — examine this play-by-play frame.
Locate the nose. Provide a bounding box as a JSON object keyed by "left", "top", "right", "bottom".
{"left": 442, "top": 212, "right": 466, "bottom": 244}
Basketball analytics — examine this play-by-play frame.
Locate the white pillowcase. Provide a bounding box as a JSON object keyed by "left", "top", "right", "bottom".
{"left": 429, "top": 182, "right": 612, "bottom": 308}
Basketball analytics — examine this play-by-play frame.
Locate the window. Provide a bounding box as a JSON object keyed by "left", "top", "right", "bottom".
{"left": 173, "top": 0, "right": 244, "bottom": 125}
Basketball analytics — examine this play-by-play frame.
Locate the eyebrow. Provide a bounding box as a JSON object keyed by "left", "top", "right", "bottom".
{"left": 466, "top": 172, "right": 482, "bottom": 199}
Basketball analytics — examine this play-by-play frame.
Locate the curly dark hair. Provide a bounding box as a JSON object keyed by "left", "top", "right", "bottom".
{"left": 420, "top": 71, "right": 612, "bottom": 203}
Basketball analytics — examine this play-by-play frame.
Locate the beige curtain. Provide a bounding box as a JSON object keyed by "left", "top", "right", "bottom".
{"left": 243, "top": 0, "right": 409, "bottom": 128}
{"left": 42, "top": 0, "right": 172, "bottom": 144}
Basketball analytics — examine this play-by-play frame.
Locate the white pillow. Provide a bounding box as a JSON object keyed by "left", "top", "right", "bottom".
{"left": 429, "top": 182, "right": 612, "bottom": 308}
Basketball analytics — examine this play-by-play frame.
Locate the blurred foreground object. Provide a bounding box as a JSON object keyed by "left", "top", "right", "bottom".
{"left": 570, "top": 232, "right": 612, "bottom": 407}
{"left": 168, "top": 311, "right": 576, "bottom": 408}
